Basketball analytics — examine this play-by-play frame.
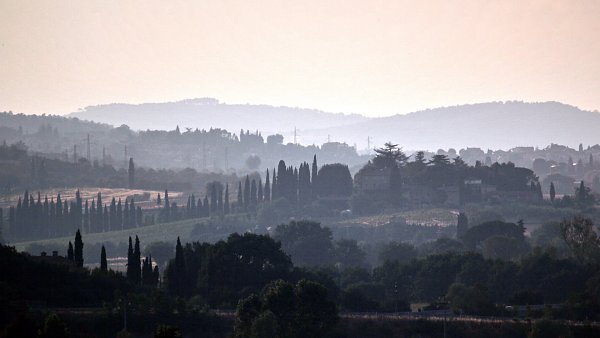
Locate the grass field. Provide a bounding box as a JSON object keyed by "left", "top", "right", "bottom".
{"left": 13, "top": 216, "right": 217, "bottom": 252}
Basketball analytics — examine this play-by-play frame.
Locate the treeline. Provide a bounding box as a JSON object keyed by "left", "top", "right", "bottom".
{"left": 0, "top": 141, "right": 240, "bottom": 193}
{"left": 6, "top": 190, "right": 145, "bottom": 241}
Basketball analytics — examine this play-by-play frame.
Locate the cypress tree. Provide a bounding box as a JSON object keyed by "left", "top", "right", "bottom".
{"left": 311, "top": 155, "right": 318, "bottom": 200}
{"left": 74, "top": 229, "right": 84, "bottom": 268}
{"left": 117, "top": 198, "right": 123, "bottom": 230}
{"left": 264, "top": 169, "right": 271, "bottom": 202}
{"left": 96, "top": 193, "right": 102, "bottom": 231}
{"left": 550, "top": 182, "right": 556, "bottom": 203}
{"left": 272, "top": 168, "right": 277, "bottom": 199}
{"left": 237, "top": 182, "right": 243, "bottom": 211}
{"left": 67, "top": 241, "right": 74, "bottom": 262}
{"left": 157, "top": 193, "right": 161, "bottom": 206}
{"left": 127, "top": 236, "right": 134, "bottom": 282}
{"left": 224, "top": 184, "right": 230, "bottom": 215}
{"left": 244, "top": 176, "right": 251, "bottom": 208}
{"left": 174, "top": 237, "right": 185, "bottom": 295}
{"left": 134, "top": 236, "right": 141, "bottom": 284}
{"left": 109, "top": 197, "right": 116, "bottom": 231}
{"left": 103, "top": 205, "right": 108, "bottom": 232}
{"left": 128, "top": 157, "right": 135, "bottom": 188}
{"left": 197, "top": 198, "right": 203, "bottom": 218}
{"left": 210, "top": 183, "right": 218, "bottom": 214}
{"left": 203, "top": 195, "right": 209, "bottom": 217}
{"left": 100, "top": 245, "right": 108, "bottom": 272}
{"left": 217, "top": 186, "right": 223, "bottom": 214}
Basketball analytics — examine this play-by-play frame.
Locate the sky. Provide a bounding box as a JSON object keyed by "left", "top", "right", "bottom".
{"left": 1, "top": 0, "right": 599, "bottom": 117}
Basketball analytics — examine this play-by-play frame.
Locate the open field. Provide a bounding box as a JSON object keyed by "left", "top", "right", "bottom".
{"left": 12, "top": 216, "right": 218, "bottom": 252}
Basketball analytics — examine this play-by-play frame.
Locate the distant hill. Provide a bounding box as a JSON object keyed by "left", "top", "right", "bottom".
{"left": 309, "top": 101, "right": 600, "bottom": 150}
{"left": 69, "top": 99, "right": 600, "bottom": 151}
{"left": 69, "top": 98, "right": 367, "bottom": 136}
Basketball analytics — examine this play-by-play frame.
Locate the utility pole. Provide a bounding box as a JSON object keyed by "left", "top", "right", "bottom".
{"left": 294, "top": 126, "right": 297, "bottom": 144}
{"left": 124, "top": 145, "right": 128, "bottom": 168}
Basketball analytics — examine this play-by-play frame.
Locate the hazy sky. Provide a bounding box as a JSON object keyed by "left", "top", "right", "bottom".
{"left": 1, "top": 0, "right": 599, "bottom": 117}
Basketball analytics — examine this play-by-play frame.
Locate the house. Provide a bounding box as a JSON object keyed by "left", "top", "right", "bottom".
{"left": 355, "top": 167, "right": 391, "bottom": 193}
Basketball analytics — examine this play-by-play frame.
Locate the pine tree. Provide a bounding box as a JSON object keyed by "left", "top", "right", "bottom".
{"left": 550, "top": 182, "right": 556, "bottom": 203}
{"left": 67, "top": 241, "right": 74, "bottom": 262}
{"left": 128, "top": 157, "right": 135, "bottom": 188}
{"left": 74, "top": 229, "right": 84, "bottom": 268}
{"left": 157, "top": 193, "right": 162, "bottom": 206}
{"left": 100, "top": 245, "right": 108, "bottom": 272}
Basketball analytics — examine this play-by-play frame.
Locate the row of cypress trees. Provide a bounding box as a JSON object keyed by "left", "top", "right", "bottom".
{"left": 5, "top": 190, "right": 144, "bottom": 241}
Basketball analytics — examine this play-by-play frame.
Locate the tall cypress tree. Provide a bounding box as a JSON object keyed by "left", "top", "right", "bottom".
{"left": 264, "top": 169, "right": 271, "bottom": 202}
{"left": 127, "top": 236, "right": 133, "bottom": 281}
{"left": 128, "top": 157, "right": 135, "bottom": 188}
{"left": 134, "top": 235, "right": 141, "bottom": 285}
{"left": 237, "top": 182, "right": 243, "bottom": 212}
{"left": 224, "top": 185, "right": 230, "bottom": 215}
{"left": 271, "top": 168, "right": 277, "bottom": 200}
{"left": 100, "top": 245, "right": 108, "bottom": 272}
{"left": 550, "top": 182, "right": 556, "bottom": 203}
{"left": 74, "top": 229, "right": 84, "bottom": 268}
{"left": 243, "top": 176, "right": 251, "bottom": 208}
{"left": 311, "top": 155, "right": 318, "bottom": 200}
{"left": 173, "top": 237, "right": 186, "bottom": 295}
{"left": 117, "top": 198, "right": 123, "bottom": 230}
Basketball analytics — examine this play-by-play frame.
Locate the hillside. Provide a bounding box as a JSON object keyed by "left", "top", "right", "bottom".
{"left": 69, "top": 97, "right": 368, "bottom": 136}
{"left": 68, "top": 100, "right": 600, "bottom": 151}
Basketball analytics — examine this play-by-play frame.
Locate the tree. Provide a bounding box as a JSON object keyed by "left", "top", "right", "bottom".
{"left": 264, "top": 169, "right": 271, "bottom": 202}
{"left": 378, "top": 241, "right": 417, "bottom": 265}
{"left": 133, "top": 235, "right": 142, "bottom": 285}
{"left": 224, "top": 184, "right": 230, "bottom": 214}
{"left": 245, "top": 155, "right": 261, "bottom": 170}
{"left": 67, "top": 241, "right": 74, "bottom": 262}
{"left": 373, "top": 142, "right": 407, "bottom": 168}
{"left": 128, "top": 157, "right": 135, "bottom": 187}
{"left": 274, "top": 220, "right": 334, "bottom": 266}
{"left": 100, "top": 245, "right": 108, "bottom": 272}
{"left": 315, "top": 164, "right": 353, "bottom": 197}
{"left": 41, "top": 313, "right": 68, "bottom": 338}
{"left": 549, "top": 182, "right": 556, "bottom": 203}
{"left": 560, "top": 216, "right": 600, "bottom": 263}
{"left": 127, "top": 236, "right": 134, "bottom": 282}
